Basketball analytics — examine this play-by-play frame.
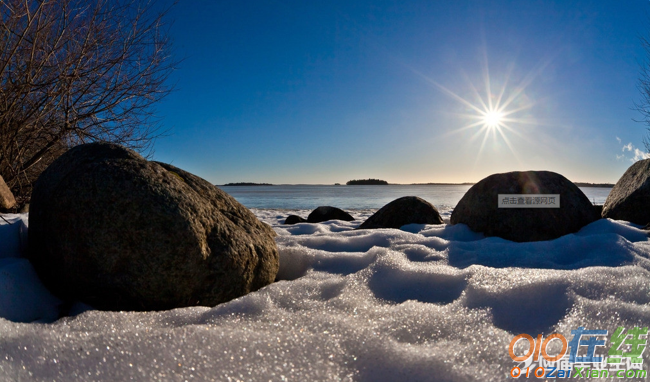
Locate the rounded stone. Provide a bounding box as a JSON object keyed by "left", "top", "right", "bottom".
{"left": 28, "top": 143, "right": 279, "bottom": 311}
{"left": 450, "top": 171, "right": 598, "bottom": 242}
{"left": 284, "top": 215, "right": 307, "bottom": 225}
{"left": 307, "top": 206, "right": 355, "bottom": 223}
{"left": 603, "top": 159, "right": 650, "bottom": 225}
{"left": 358, "top": 196, "right": 443, "bottom": 229}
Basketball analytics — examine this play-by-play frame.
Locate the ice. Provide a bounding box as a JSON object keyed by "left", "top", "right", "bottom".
{"left": 1, "top": 210, "right": 650, "bottom": 381}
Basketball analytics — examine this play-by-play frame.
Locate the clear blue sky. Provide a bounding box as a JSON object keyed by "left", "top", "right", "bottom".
{"left": 152, "top": 0, "right": 650, "bottom": 185}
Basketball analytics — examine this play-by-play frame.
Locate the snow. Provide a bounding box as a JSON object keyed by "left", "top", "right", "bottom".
{"left": 1, "top": 208, "right": 650, "bottom": 381}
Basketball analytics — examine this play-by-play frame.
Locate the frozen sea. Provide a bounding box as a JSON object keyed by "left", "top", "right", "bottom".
{"left": 3, "top": 185, "right": 650, "bottom": 381}
{"left": 220, "top": 184, "right": 612, "bottom": 210}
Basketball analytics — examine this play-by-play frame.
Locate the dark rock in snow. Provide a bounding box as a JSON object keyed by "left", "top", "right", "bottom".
{"left": 18, "top": 203, "right": 29, "bottom": 213}
{"left": 450, "top": 171, "right": 598, "bottom": 242}
{"left": 0, "top": 175, "right": 16, "bottom": 210}
{"left": 358, "top": 196, "right": 443, "bottom": 229}
{"left": 593, "top": 205, "right": 603, "bottom": 218}
{"left": 28, "top": 142, "right": 279, "bottom": 311}
{"left": 603, "top": 159, "right": 650, "bottom": 225}
{"left": 284, "top": 215, "right": 307, "bottom": 225}
{"left": 307, "top": 206, "right": 355, "bottom": 223}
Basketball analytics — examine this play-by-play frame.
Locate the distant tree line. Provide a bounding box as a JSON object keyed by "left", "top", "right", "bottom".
{"left": 346, "top": 179, "right": 388, "bottom": 185}
{"left": 573, "top": 182, "right": 614, "bottom": 188}
{"left": 223, "top": 182, "right": 273, "bottom": 186}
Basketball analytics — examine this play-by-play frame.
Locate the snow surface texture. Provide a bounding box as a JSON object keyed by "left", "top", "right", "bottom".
{"left": 1, "top": 209, "right": 650, "bottom": 381}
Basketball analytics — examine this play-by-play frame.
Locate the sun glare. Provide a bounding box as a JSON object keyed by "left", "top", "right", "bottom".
{"left": 412, "top": 59, "right": 542, "bottom": 168}
{"left": 483, "top": 110, "right": 503, "bottom": 128}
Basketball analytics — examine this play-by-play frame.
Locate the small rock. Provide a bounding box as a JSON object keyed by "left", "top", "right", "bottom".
{"left": 450, "top": 171, "right": 598, "bottom": 242}
{"left": 0, "top": 175, "right": 16, "bottom": 210}
{"left": 307, "top": 206, "right": 355, "bottom": 223}
{"left": 18, "top": 203, "right": 29, "bottom": 213}
{"left": 284, "top": 215, "right": 307, "bottom": 225}
{"left": 593, "top": 205, "right": 603, "bottom": 217}
{"left": 358, "top": 196, "right": 443, "bottom": 229}
{"left": 603, "top": 159, "right": 650, "bottom": 225}
{"left": 28, "top": 142, "right": 279, "bottom": 311}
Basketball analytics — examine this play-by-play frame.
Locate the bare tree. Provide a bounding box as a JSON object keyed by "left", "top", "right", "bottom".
{"left": 0, "top": 0, "right": 174, "bottom": 203}
{"left": 638, "top": 34, "right": 650, "bottom": 153}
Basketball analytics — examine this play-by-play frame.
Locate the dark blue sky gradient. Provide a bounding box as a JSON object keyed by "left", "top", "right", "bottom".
{"left": 152, "top": 1, "right": 649, "bottom": 184}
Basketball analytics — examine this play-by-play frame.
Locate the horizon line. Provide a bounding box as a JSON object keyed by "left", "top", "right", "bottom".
{"left": 218, "top": 181, "right": 616, "bottom": 187}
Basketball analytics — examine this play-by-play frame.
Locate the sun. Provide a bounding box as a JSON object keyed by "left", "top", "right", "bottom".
{"left": 411, "top": 63, "right": 539, "bottom": 167}
{"left": 483, "top": 110, "right": 504, "bottom": 128}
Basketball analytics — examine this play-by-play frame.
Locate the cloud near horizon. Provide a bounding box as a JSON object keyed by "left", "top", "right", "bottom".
{"left": 616, "top": 137, "right": 647, "bottom": 162}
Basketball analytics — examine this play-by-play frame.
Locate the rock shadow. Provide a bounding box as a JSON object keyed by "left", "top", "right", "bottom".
{"left": 465, "top": 282, "right": 571, "bottom": 335}
{"left": 369, "top": 267, "right": 466, "bottom": 305}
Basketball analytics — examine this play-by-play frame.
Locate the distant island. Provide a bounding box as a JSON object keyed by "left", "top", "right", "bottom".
{"left": 222, "top": 182, "right": 273, "bottom": 186}
{"left": 574, "top": 182, "right": 615, "bottom": 188}
{"left": 346, "top": 179, "right": 388, "bottom": 185}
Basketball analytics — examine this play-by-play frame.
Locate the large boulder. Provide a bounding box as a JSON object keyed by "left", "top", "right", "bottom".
{"left": 0, "top": 175, "right": 16, "bottom": 210}
{"left": 307, "top": 206, "right": 354, "bottom": 223}
{"left": 450, "top": 171, "right": 598, "bottom": 242}
{"left": 358, "top": 196, "right": 443, "bottom": 229}
{"left": 28, "top": 142, "right": 279, "bottom": 311}
{"left": 603, "top": 159, "right": 650, "bottom": 225}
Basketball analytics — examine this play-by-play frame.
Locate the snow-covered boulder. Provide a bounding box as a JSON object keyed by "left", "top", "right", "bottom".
{"left": 358, "top": 196, "right": 443, "bottom": 229}
{"left": 603, "top": 158, "right": 650, "bottom": 225}
{"left": 28, "top": 142, "right": 279, "bottom": 311}
{"left": 450, "top": 171, "right": 598, "bottom": 242}
{"left": 307, "top": 206, "right": 355, "bottom": 223}
{"left": 0, "top": 175, "right": 16, "bottom": 210}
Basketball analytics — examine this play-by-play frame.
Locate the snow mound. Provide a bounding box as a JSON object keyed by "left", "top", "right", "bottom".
{"left": 1, "top": 210, "right": 649, "bottom": 381}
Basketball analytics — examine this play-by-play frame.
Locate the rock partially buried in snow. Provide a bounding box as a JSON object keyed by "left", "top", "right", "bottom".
{"left": 284, "top": 215, "right": 307, "bottom": 225}
{"left": 307, "top": 206, "right": 355, "bottom": 223}
{"left": 593, "top": 205, "right": 603, "bottom": 218}
{"left": 0, "top": 175, "right": 16, "bottom": 210}
{"left": 603, "top": 159, "right": 650, "bottom": 225}
{"left": 358, "top": 196, "right": 443, "bottom": 229}
{"left": 450, "top": 171, "right": 598, "bottom": 242}
{"left": 28, "top": 142, "right": 279, "bottom": 311}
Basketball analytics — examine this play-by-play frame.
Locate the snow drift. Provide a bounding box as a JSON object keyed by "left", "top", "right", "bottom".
{"left": 1, "top": 209, "right": 649, "bottom": 381}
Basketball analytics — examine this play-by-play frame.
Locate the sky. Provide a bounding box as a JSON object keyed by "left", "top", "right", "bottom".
{"left": 152, "top": 0, "right": 650, "bottom": 185}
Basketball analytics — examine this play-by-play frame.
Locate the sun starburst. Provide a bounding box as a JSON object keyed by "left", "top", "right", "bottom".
{"left": 483, "top": 110, "right": 504, "bottom": 129}
{"left": 411, "top": 58, "right": 544, "bottom": 168}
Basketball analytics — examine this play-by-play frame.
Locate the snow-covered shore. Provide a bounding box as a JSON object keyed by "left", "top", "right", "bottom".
{"left": 1, "top": 209, "right": 649, "bottom": 381}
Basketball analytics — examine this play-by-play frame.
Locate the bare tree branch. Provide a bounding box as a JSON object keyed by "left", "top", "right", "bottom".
{"left": 0, "top": 0, "right": 175, "bottom": 204}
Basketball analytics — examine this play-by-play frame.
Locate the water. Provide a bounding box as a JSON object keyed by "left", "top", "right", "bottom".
{"left": 220, "top": 185, "right": 612, "bottom": 210}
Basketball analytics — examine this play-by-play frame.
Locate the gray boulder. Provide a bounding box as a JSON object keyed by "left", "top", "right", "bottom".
{"left": 307, "top": 206, "right": 355, "bottom": 223}
{"left": 0, "top": 175, "right": 16, "bottom": 210}
{"left": 602, "top": 159, "right": 650, "bottom": 225}
{"left": 28, "top": 142, "right": 279, "bottom": 311}
{"left": 450, "top": 171, "right": 598, "bottom": 242}
{"left": 284, "top": 215, "right": 307, "bottom": 225}
{"left": 358, "top": 196, "right": 443, "bottom": 229}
